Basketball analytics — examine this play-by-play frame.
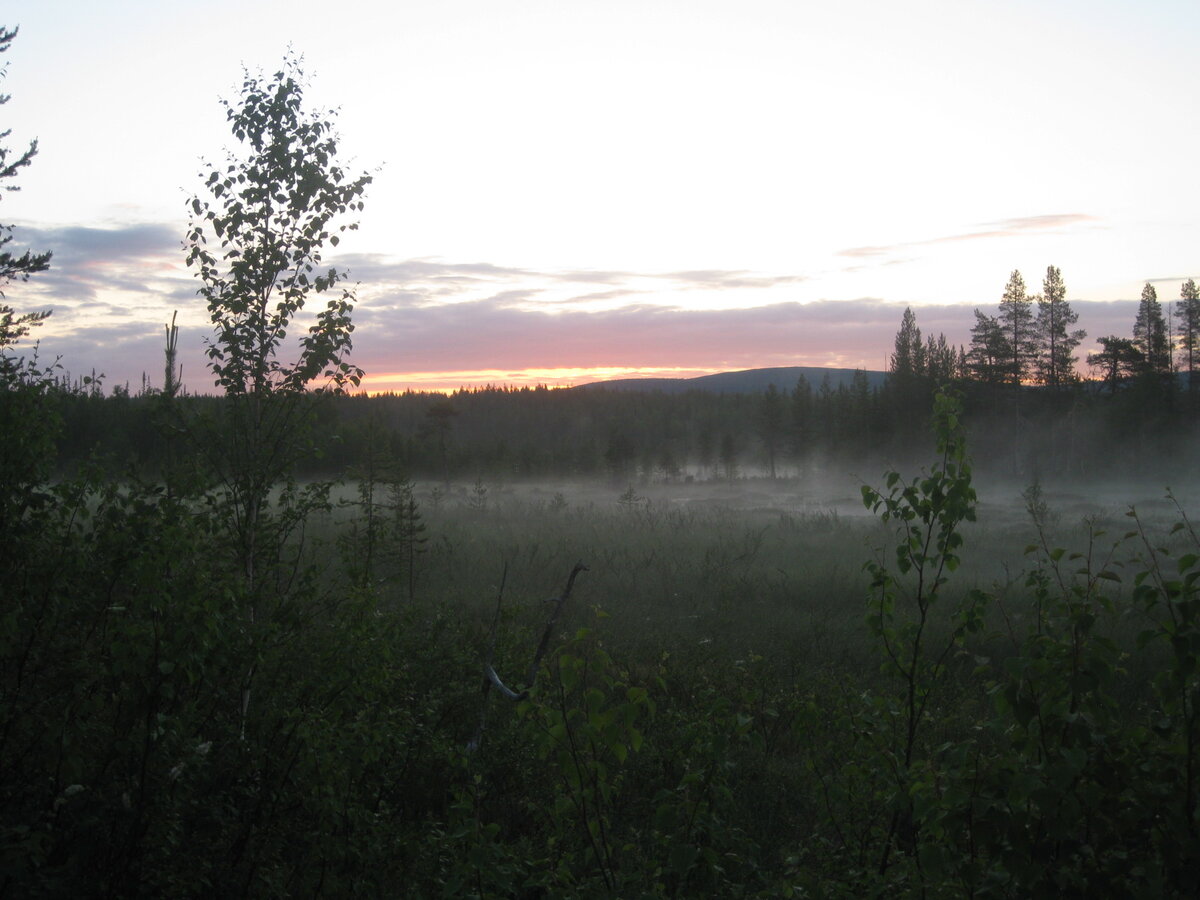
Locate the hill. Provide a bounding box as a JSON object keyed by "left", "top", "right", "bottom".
{"left": 573, "top": 365, "right": 888, "bottom": 394}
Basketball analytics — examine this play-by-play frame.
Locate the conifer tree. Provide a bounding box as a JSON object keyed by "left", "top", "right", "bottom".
{"left": 889, "top": 306, "right": 928, "bottom": 417}
{"left": 790, "top": 375, "right": 813, "bottom": 459}
{"left": 890, "top": 306, "right": 925, "bottom": 381}
{"left": 757, "top": 383, "right": 785, "bottom": 479}
{"left": 0, "top": 26, "right": 51, "bottom": 356}
{"left": 1034, "top": 265, "right": 1084, "bottom": 387}
{"left": 1133, "top": 281, "right": 1171, "bottom": 376}
{"left": 924, "top": 332, "right": 958, "bottom": 385}
{"left": 1174, "top": 278, "right": 1199, "bottom": 388}
{"left": 998, "top": 270, "right": 1036, "bottom": 385}
{"left": 1090, "top": 335, "right": 1140, "bottom": 392}
{"left": 966, "top": 309, "right": 1008, "bottom": 384}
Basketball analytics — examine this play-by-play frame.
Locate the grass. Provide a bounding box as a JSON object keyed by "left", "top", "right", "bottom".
{"left": 319, "top": 473, "right": 1193, "bottom": 682}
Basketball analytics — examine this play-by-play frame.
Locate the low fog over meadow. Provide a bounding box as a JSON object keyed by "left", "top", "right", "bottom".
{"left": 6, "top": 11, "right": 1200, "bottom": 894}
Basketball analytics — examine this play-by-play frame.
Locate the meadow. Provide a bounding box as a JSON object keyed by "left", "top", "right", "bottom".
{"left": 5, "top": 384, "right": 1200, "bottom": 897}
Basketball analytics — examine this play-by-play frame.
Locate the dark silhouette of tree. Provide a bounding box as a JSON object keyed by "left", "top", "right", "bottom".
{"left": 183, "top": 55, "right": 371, "bottom": 734}
{"left": 1034, "top": 265, "right": 1084, "bottom": 387}
{"left": 719, "top": 432, "right": 738, "bottom": 481}
{"left": 998, "top": 269, "right": 1036, "bottom": 385}
{"left": 1174, "top": 278, "right": 1199, "bottom": 389}
{"left": 0, "top": 25, "right": 51, "bottom": 355}
{"left": 790, "top": 374, "right": 813, "bottom": 459}
{"left": 923, "top": 332, "right": 958, "bottom": 386}
{"left": 757, "top": 383, "right": 786, "bottom": 478}
{"left": 1133, "top": 281, "right": 1171, "bottom": 376}
{"left": 966, "top": 309, "right": 1008, "bottom": 385}
{"left": 890, "top": 306, "right": 925, "bottom": 384}
{"left": 1089, "top": 336, "right": 1140, "bottom": 393}
{"left": 0, "top": 24, "right": 55, "bottom": 548}
{"left": 424, "top": 399, "right": 457, "bottom": 484}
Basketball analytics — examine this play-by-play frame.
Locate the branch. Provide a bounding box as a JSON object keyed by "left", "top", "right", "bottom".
{"left": 526, "top": 562, "right": 589, "bottom": 689}
{"left": 468, "top": 561, "right": 588, "bottom": 753}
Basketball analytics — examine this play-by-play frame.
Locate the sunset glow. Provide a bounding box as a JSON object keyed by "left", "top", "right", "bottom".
{"left": 2, "top": 0, "right": 1197, "bottom": 392}
{"left": 360, "top": 366, "right": 723, "bottom": 394}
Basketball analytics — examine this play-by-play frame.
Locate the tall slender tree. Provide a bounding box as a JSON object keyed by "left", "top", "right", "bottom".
{"left": 790, "top": 374, "right": 813, "bottom": 460}
{"left": 998, "top": 269, "right": 1036, "bottom": 385}
{"left": 890, "top": 306, "right": 925, "bottom": 381}
{"left": 1133, "top": 281, "right": 1170, "bottom": 376}
{"left": 889, "top": 306, "right": 927, "bottom": 415}
{"left": 757, "top": 383, "right": 785, "bottom": 479}
{"left": 924, "top": 332, "right": 958, "bottom": 385}
{"left": 1174, "top": 278, "right": 1199, "bottom": 388}
{"left": 185, "top": 55, "right": 371, "bottom": 734}
{"left": 1034, "top": 265, "right": 1084, "bottom": 387}
{"left": 0, "top": 24, "right": 55, "bottom": 546}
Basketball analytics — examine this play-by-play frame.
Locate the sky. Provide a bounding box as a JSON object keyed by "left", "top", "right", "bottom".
{"left": 2, "top": 0, "right": 1198, "bottom": 393}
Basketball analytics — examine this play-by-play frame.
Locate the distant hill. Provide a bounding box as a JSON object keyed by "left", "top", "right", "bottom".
{"left": 574, "top": 366, "right": 889, "bottom": 395}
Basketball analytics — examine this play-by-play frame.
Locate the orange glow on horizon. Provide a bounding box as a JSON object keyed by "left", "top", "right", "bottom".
{"left": 358, "top": 366, "right": 726, "bottom": 394}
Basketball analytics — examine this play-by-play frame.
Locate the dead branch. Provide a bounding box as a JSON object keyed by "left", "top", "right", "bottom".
{"left": 468, "top": 560, "right": 588, "bottom": 753}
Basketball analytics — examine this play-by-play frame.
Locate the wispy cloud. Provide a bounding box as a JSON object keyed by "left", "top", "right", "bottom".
{"left": 838, "top": 213, "right": 1101, "bottom": 260}
{"left": 9, "top": 222, "right": 186, "bottom": 307}
{"left": 0, "top": 218, "right": 1149, "bottom": 393}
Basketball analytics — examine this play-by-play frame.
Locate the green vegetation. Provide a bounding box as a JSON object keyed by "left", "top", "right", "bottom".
{"left": 3, "top": 35, "right": 1200, "bottom": 897}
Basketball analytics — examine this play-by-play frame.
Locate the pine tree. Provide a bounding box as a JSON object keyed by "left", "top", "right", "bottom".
{"left": 966, "top": 309, "right": 1008, "bottom": 384}
{"left": 998, "top": 270, "right": 1036, "bottom": 385}
{"left": 1034, "top": 265, "right": 1084, "bottom": 387}
{"left": 1089, "top": 336, "right": 1140, "bottom": 392}
{"left": 1174, "top": 278, "right": 1199, "bottom": 388}
{"left": 1133, "top": 281, "right": 1170, "bottom": 376}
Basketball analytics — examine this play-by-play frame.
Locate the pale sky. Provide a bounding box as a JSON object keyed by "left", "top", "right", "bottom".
{"left": 3, "top": 0, "right": 1198, "bottom": 391}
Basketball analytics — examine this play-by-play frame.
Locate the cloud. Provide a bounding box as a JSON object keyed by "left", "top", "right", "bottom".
{"left": 347, "top": 296, "right": 920, "bottom": 377}
{"left": 14, "top": 223, "right": 179, "bottom": 260}
{"left": 838, "top": 213, "right": 1101, "bottom": 261}
{"left": 663, "top": 270, "right": 807, "bottom": 290}
{"left": 1, "top": 222, "right": 1148, "bottom": 393}
{"left": 982, "top": 214, "right": 1099, "bottom": 232}
{"left": 7, "top": 222, "right": 184, "bottom": 306}
{"left": 344, "top": 254, "right": 807, "bottom": 307}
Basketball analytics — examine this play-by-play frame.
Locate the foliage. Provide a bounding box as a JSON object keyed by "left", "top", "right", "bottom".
{"left": 518, "top": 624, "right": 655, "bottom": 894}
{"left": 1134, "top": 281, "right": 1172, "bottom": 377}
{"left": 183, "top": 56, "right": 372, "bottom": 601}
{"left": 1035, "top": 265, "right": 1085, "bottom": 387}
{"left": 7, "top": 33, "right": 1200, "bottom": 896}
{"left": 967, "top": 309, "right": 1009, "bottom": 385}
{"left": 0, "top": 26, "right": 51, "bottom": 296}
{"left": 999, "top": 269, "right": 1037, "bottom": 385}
{"left": 859, "top": 390, "right": 988, "bottom": 881}
{"left": 1176, "top": 278, "right": 1200, "bottom": 384}
{"left": 185, "top": 54, "right": 370, "bottom": 398}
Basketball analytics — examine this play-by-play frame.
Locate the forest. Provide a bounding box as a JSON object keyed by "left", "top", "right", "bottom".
{"left": 4, "top": 36, "right": 1200, "bottom": 898}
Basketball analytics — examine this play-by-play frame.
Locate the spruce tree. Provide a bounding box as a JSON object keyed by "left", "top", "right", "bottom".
{"left": 757, "top": 383, "right": 785, "bottom": 479}
{"left": 890, "top": 306, "right": 925, "bottom": 381}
